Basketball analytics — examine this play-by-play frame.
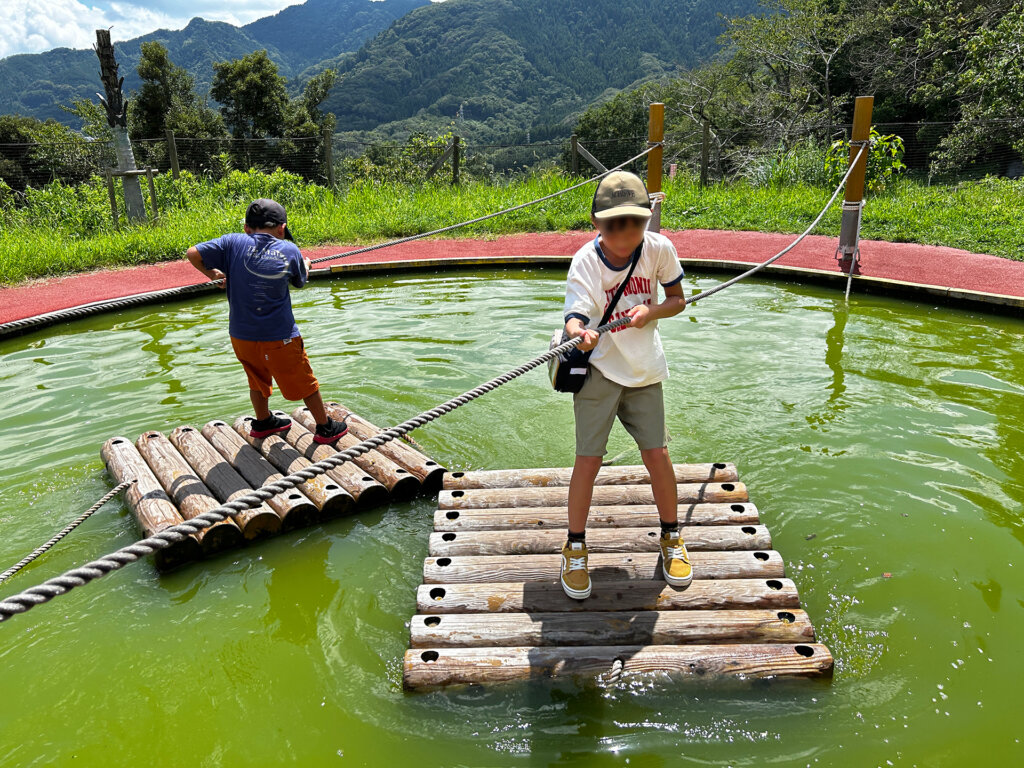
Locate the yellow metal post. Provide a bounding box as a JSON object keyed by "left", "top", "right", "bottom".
{"left": 838, "top": 95, "right": 874, "bottom": 299}
{"left": 647, "top": 102, "right": 664, "bottom": 232}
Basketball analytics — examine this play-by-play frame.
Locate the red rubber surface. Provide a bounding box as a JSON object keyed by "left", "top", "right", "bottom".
{"left": 2, "top": 230, "right": 1021, "bottom": 324}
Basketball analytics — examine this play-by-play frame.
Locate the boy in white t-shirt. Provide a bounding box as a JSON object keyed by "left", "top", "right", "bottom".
{"left": 560, "top": 170, "right": 690, "bottom": 600}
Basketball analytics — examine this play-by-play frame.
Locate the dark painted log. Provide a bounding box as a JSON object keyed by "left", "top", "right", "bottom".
{"left": 438, "top": 483, "right": 748, "bottom": 510}
{"left": 290, "top": 407, "right": 420, "bottom": 501}
{"left": 443, "top": 463, "right": 739, "bottom": 490}
{"left": 325, "top": 402, "right": 446, "bottom": 492}
{"left": 416, "top": 578, "right": 801, "bottom": 614}
{"left": 101, "top": 436, "right": 201, "bottom": 570}
{"left": 403, "top": 643, "right": 833, "bottom": 688}
{"left": 232, "top": 416, "right": 353, "bottom": 518}
{"left": 433, "top": 503, "right": 760, "bottom": 531}
{"left": 169, "top": 426, "right": 281, "bottom": 540}
{"left": 410, "top": 608, "right": 814, "bottom": 647}
{"left": 201, "top": 420, "right": 318, "bottom": 531}
{"left": 271, "top": 410, "right": 389, "bottom": 508}
{"left": 427, "top": 525, "right": 771, "bottom": 556}
{"left": 423, "top": 550, "right": 785, "bottom": 584}
{"left": 135, "top": 431, "right": 243, "bottom": 554}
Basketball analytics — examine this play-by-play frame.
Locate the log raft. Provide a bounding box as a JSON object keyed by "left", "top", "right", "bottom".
{"left": 100, "top": 408, "right": 444, "bottom": 570}
{"left": 404, "top": 463, "right": 833, "bottom": 689}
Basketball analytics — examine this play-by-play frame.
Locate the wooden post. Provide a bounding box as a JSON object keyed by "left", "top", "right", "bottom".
{"left": 700, "top": 120, "right": 710, "bottom": 188}
{"left": 201, "top": 420, "right": 319, "bottom": 531}
{"left": 647, "top": 102, "right": 664, "bottom": 232}
{"left": 838, "top": 96, "right": 874, "bottom": 299}
{"left": 451, "top": 135, "right": 460, "bottom": 186}
{"left": 168, "top": 426, "right": 281, "bottom": 540}
{"left": 104, "top": 168, "right": 118, "bottom": 228}
{"left": 323, "top": 128, "right": 335, "bottom": 189}
{"left": 135, "top": 431, "right": 244, "bottom": 554}
{"left": 290, "top": 407, "right": 419, "bottom": 501}
{"left": 433, "top": 503, "right": 760, "bottom": 532}
{"left": 437, "top": 482, "right": 749, "bottom": 510}
{"left": 570, "top": 134, "right": 579, "bottom": 174}
{"left": 145, "top": 167, "right": 157, "bottom": 222}
{"left": 165, "top": 130, "right": 179, "bottom": 180}
{"left": 443, "top": 463, "right": 738, "bottom": 490}
{"left": 101, "top": 437, "right": 201, "bottom": 570}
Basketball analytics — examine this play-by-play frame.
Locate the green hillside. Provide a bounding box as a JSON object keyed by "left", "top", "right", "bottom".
{"left": 0, "top": 0, "right": 426, "bottom": 124}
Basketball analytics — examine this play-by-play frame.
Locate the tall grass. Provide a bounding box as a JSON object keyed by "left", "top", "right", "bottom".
{"left": 0, "top": 168, "right": 1021, "bottom": 285}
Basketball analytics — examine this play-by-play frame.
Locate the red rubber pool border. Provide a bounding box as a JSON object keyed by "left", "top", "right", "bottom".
{"left": 1, "top": 229, "right": 1021, "bottom": 328}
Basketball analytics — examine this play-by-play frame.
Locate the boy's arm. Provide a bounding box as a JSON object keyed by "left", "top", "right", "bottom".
{"left": 564, "top": 259, "right": 600, "bottom": 351}
{"left": 289, "top": 247, "right": 310, "bottom": 288}
{"left": 627, "top": 243, "right": 686, "bottom": 328}
{"left": 186, "top": 246, "right": 226, "bottom": 288}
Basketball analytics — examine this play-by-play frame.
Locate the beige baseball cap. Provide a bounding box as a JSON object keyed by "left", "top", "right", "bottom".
{"left": 591, "top": 170, "right": 653, "bottom": 220}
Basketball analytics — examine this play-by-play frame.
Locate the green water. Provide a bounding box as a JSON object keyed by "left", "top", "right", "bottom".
{"left": 1, "top": 270, "right": 1023, "bottom": 767}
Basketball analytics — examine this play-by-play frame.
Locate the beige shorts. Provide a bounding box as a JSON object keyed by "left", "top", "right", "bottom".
{"left": 572, "top": 365, "right": 668, "bottom": 456}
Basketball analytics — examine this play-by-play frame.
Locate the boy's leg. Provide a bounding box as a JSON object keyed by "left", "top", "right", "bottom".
{"left": 640, "top": 446, "right": 677, "bottom": 526}
{"left": 249, "top": 389, "right": 273, "bottom": 421}
{"left": 303, "top": 389, "right": 329, "bottom": 425}
{"left": 567, "top": 455, "right": 603, "bottom": 535}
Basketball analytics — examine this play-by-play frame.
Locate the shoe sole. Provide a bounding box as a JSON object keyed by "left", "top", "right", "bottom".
{"left": 313, "top": 425, "right": 349, "bottom": 444}
{"left": 662, "top": 566, "right": 693, "bottom": 588}
{"left": 560, "top": 577, "right": 591, "bottom": 600}
{"left": 250, "top": 423, "right": 291, "bottom": 439}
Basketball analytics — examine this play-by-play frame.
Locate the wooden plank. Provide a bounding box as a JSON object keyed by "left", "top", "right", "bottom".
{"left": 416, "top": 578, "right": 801, "bottom": 614}
{"left": 438, "top": 483, "right": 748, "bottom": 510}
{"left": 325, "top": 402, "right": 446, "bottom": 491}
{"left": 434, "top": 503, "right": 760, "bottom": 531}
{"left": 410, "top": 609, "right": 814, "bottom": 648}
{"left": 442, "top": 463, "right": 738, "bottom": 490}
{"left": 201, "top": 421, "right": 318, "bottom": 530}
{"left": 403, "top": 643, "right": 833, "bottom": 688}
{"left": 136, "top": 431, "right": 243, "bottom": 555}
{"left": 169, "top": 426, "right": 281, "bottom": 540}
{"left": 289, "top": 407, "right": 419, "bottom": 501}
{"left": 232, "top": 417, "right": 353, "bottom": 518}
{"left": 269, "top": 411, "right": 389, "bottom": 508}
{"left": 574, "top": 142, "right": 608, "bottom": 173}
{"left": 101, "top": 437, "right": 201, "bottom": 570}
{"left": 427, "top": 525, "right": 771, "bottom": 557}
{"left": 423, "top": 550, "right": 784, "bottom": 584}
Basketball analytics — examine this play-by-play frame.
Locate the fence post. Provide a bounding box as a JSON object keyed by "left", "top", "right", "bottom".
{"left": 165, "top": 130, "right": 180, "bottom": 180}
{"left": 700, "top": 120, "right": 710, "bottom": 188}
{"left": 145, "top": 167, "right": 158, "bottom": 222}
{"left": 323, "top": 128, "right": 336, "bottom": 189}
{"left": 104, "top": 168, "right": 118, "bottom": 228}
{"left": 647, "top": 102, "right": 664, "bottom": 232}
{"left": 837, "top": 95, "right": 874, "bottom": 299}
{"left": 452, "top": 135, "right": 460, "bottom": 186}
{"left": 570, "top": 134, "right": 579, "bottom": 174}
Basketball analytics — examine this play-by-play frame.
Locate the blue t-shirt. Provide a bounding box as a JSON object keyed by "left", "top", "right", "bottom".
{"left": 196, "top": 233, "right": 307, "bottom": 341}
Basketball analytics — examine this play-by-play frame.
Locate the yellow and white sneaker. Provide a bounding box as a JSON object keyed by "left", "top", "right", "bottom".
{"left": 659, "top": 529, "right": 693, "bottom": 588}
{"left": 560, "top": 540, "right": 591, "bottom": 600}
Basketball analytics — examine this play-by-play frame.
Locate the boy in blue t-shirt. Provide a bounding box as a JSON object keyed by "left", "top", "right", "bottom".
{"left": 186, "top": 198, "right": 347, "bottom": 444}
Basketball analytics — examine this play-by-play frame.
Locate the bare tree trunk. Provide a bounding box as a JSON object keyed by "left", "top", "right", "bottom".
{"left": 95, "top": 30, "right": 146, "bottom": 222}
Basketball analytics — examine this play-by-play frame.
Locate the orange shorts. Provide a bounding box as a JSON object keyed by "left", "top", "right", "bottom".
{"left": 230, "top": 336, "right": 319, "bottom": 401}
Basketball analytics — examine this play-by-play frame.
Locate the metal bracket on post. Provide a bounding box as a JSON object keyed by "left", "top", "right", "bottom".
{"left": 836, "top": 199, "right": 864, "bottom": 300}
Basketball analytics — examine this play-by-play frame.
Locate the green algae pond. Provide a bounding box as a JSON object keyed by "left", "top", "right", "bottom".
{"left": 1, "top": 269, "right": 1022, "bottom": 767}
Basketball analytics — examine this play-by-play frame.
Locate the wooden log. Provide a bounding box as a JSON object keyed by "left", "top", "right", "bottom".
{"left": 403, "top": 643, "right": 834, "bottom": 688}
{"left": 201, "top": 421, "right": 318, "bottom": 531}
{"left": 287, "top": 408, "right": 410, "bottom": 504}
{"left": 438, "top": 483, "right": 748, "bottom": 510}
{"left": 427, "top": 525, "right": 771, "bottom": 557}
{"left": 135, "top": 431, "right": 243, "bottom": 554}
{"left": 442, "top": 463, "right": 739, "bottom": 490}
{"left": 410, "top": 608, "right": 815, "bottom": 648}
{"left": 433, "top": 503, "right": 760, "bottom": 531}
{"left": 101, "top": 437, "right": 201, "bottom": 570}
{"left": 416, "top": 578, "right": 801, "bottom": 614}
{"left": 423, "top": 550, "right": 784, "bottom": 584}
{"left": 324, "top": 402, "right": 446, "bottom": 491}
{"left": 269, "top": 410, "right": 389, "bottom": 508}
{"left": 169, "top": 426, "right": 281, "bottom": 540}
{"left": 232, "top": 416, "right": 353, "bottom": 518}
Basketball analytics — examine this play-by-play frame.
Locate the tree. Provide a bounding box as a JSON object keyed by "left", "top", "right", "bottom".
{"left": 210, "top": 50, "right": 290, "bottom": 139}
{"left": 566, "top": 88, "right": 650, "bottom": 173}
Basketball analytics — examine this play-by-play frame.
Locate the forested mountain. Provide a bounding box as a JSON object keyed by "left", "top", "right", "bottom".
{"left": 323, "top": 0, "right": 757, "bottom": 140}
{"left": 0, "top": 0, "right": 426, "bottom": 123}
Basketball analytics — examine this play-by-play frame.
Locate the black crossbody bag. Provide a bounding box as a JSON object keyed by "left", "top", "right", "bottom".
{"left": 549, "top": 243, "right": 642, "bottom": 393}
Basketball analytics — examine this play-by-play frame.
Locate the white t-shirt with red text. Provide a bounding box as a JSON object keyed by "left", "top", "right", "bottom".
{"left": 563, "top": 231, "right": 684, "bottom": 387}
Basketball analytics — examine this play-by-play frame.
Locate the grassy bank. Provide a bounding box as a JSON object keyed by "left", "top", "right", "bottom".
{"left": 1, "top": 169, "right": 1021, "bottom": 285}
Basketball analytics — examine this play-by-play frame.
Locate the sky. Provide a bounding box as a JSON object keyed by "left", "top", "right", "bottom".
{"left": 0, "top": 0, "right": 307, "bottom": 59}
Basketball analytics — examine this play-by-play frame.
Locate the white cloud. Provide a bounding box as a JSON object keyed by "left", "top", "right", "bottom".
{"left": 0, "top": 0, "right": 306, "bottom": 59}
